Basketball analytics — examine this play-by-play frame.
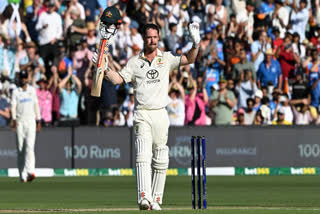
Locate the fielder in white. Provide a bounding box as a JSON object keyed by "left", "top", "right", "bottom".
{"left": 93, "top": 22, "right": 200, "bottom": 210}
{"left": 11, "top": 69, "right": 41, "bottom": 183}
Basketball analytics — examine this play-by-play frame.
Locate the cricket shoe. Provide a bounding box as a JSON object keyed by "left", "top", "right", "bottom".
{"left": 151, "top": 202, "right": 162, "bottom": 211}
{"left": 27, "top": 173, "right": 35, "bottom": 182}
{"left": 139, "top": 199, "right": 151, "bottom": 210}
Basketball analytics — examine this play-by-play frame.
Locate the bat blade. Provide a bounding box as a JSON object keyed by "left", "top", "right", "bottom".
{"left": 91, "top": 39, "right": 108, "bottom": 97}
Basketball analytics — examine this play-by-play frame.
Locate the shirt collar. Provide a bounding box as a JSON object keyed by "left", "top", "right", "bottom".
{"left": 139, "top": 49, "right": 163, "bottom": 60}
{"left": 19, "top": 84, "right": 30, "bottom": 92}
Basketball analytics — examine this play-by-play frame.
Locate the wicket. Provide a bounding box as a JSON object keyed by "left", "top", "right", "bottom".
{"left": 191, "top": 136, "right": 207, "bottom": 209}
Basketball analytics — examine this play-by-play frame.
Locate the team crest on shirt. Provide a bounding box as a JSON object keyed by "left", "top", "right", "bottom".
{"left": 156, "top": 58, "right": 164, "bottom": 68}
{"left": 156, "top": 58, "right": 163, "bottom": 65}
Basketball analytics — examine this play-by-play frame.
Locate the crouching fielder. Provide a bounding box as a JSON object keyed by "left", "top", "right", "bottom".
{"left": 11, "top": 70, "right": 41, "bottom": 182}
{"left": 93, "top": 23, "right": 200, "bottom": 210}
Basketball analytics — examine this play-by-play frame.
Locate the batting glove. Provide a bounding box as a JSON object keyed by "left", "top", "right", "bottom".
{"left": 189, "top": 22, "right": 200, "bottom": 48}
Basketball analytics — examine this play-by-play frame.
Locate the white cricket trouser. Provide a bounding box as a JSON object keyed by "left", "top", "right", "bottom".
{"left": 134, "top": 108, "right": 169, "bottom": 205}
{"left": 16, "top": 119, "right": 36, "bottom": 181}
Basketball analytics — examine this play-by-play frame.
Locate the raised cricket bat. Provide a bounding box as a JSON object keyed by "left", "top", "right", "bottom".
{"left": 91, "top": 39, "right": 109, "bottom": 97}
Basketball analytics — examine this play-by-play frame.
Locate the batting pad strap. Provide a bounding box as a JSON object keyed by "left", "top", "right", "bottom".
{"left": 152, "top": 146, "right": 169, "bottom": 170}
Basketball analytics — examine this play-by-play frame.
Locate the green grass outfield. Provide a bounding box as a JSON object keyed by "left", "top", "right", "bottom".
{"left": 0, "top": 176, "right": 319, "bottom": 214}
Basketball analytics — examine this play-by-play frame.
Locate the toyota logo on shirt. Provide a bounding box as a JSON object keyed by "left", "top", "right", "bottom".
{"left": 146, "top": 69, "right": 159, "bottom": 79}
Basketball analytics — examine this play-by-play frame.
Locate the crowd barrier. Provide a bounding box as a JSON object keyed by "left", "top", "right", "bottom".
{"left": 1, "top": 126, "right": 320, "bottom": 169}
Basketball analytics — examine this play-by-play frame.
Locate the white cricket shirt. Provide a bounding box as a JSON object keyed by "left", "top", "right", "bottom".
{"left": 35, "top": 11, "right": 63, "bottom": 45}
{"left": 11, "top": 85, "right": 41, "bottom": 121}
{"left": 119, "top": 49, "right": 181, "bottom": 110}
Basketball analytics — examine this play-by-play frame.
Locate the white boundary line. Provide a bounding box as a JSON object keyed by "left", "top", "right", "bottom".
{"left": 0, "top": 206, "right": 320, "bottom": 213}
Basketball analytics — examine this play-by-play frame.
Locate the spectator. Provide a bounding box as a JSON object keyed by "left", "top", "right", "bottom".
{"left": 292, "top": 32, "right": 305, "bottom": 58}
{"left": 226, "top": 14, "right": 238, "bottom": 38}
{"left": 103, "top": 110, "right": 113, "bottom": 127}
{"left": 116, "top": 16, "right": 132, "bottom": 59}
{"left": 273, "top": 94, "right": 294, "bottom": 123}
{"left": 251, "top": 30, "right": 271, "bottom": 72}
{"left": 19, "top": 42, "right": 45, "bottom": 81}
{"left": 185, "top": 75, "right": 208, "bottom": 126}
{"left": 272, "top": 27, "right": 283, "bottom": 54}
{"left": 236, "top": 0, "right": 255, "bottom": 42}
{"left": 236, "top": 69, "right": 257, "bottom": 109}
{"left": 113, "top": 106, "right": 125, "bottom": 126}
{"left": 1, "top": 34, "right": 17, "bottom": 80}
{"left": 0, "top": 83, "right": 10, "bottom": 127}
{"left": 270, "top": 0, "right": 289, "bottom": 38}
{"left": 209, "top": 77, "right": 236, "bottom": 125}
{"left": 290, "top": 99, "right": 314, "bottom": 125}
{"left": 257, "top": 48, "right": 282, "bottom": 89}
{"left": 206, "top": 0, "right": 228, "bottom": 31}
{"left": 48, "top": 66, "right": 60, "bottom": 126}
{"left": 233, "top": 48, "right": 256, "bottom": 81}
{"left": 235, "top": 108, "right": 246, "bottom": 125}
{"left": 259, "top": 0, "right": 275, "bottom": 15}
{"left": 129, "top": 20, "right": 144, "bottom": 51}
{"left": 121, "top": 87, "right": 135, "bottom": 127}
{"left": 303, "top": 49, "right": 320, "bottom": 109}
{"left": 167, "top": 79, "right": 185, "bottom": 126}
{"left": 310, "top": 25, "right": 320, "bottom": 50}
{"left": 36, "top": 0, "right": 63, "bottom": 72}
{"left": 291, "top": 71, "right": 310, "bottom": 106}
{"left": 165, "top": 22, "right": 179, "bottom": 53}
{"left": 277, "top": 38, "right": 300, "bottom": 80}
{"left": 272, "top": 107, "right": 292, "bottom": 125}
{"left": 197, "top": 27, "right": 218, "bottom": 73}
{"left": 79, "top": 0, "right": 102, "bottom": 23}
{"left": 66, "top": 7, "right": 88, "bottom": 49}
{"left": 72, "top": 37, "right": 93, "bottom": 83}
{"left": 86, "top": 22, "right": 97, "bottom": 52}
{"left": 35, "top": 76, "right": 52, "bottom": 126}
{"left": 253, "top": 89, "right": 263, "bottom": 111}
{"left": 228, "top": 39, "right": 241, "bottom": 66}
{"left": 150, "top": 1, "right": 165, "bottom": 29}
{"left": 244, "top": 98, "right": 256, "bottom": 124}
{"left": 58, "top": 65, "right": 82, "bottom": 119}
{"left": 203, "top": 49, "right": 225, "bottom": 97}
{"left": 253, "top": 109, "right": 264, "bottom": 125}
{"left": 25, "top": 0, "right": 42, "bottom": 43}
{"left": 70, "top": 0, "right": 86, "bottom": 20}
{"left": 260, "top": 97, "right": 272, "bottom": 124}
{"left": 290, "top": 0, "right": 309, "bottom": 42}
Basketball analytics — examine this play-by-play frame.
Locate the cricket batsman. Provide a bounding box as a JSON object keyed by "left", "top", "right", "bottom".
{"left": 11, "top": 69, "right": 41, "bottom": 182}
{"left": 93, "top": 15, "right": 200, "bottom": 209}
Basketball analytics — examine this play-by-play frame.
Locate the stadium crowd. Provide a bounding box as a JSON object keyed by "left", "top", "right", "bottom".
{"left": 1, "top": 0, "right": 320, "bottom": 127}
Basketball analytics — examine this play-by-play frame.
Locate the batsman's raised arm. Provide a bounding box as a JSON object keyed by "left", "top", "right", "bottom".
{"left": 104, "top": 68, "right": 123, "bottom": 85}
{"left": 92, "top": 52, "right": 123, "bottom": 85}
{"left": 180, "top": 22, "right": 200, "bottom": 66}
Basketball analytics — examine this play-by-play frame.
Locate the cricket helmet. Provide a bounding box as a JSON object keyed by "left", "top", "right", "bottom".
{"left": 101, "top": 6, "right": 122, "bottom": 26}
{"left": 99, "top": 6, "right": 122, "bottom": 39}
